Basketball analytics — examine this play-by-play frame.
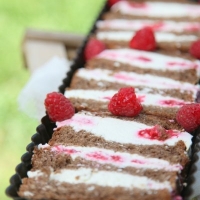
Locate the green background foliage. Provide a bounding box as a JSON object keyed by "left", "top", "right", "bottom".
{"left": 0, "top": 0, "right": 104, "bottom": 199}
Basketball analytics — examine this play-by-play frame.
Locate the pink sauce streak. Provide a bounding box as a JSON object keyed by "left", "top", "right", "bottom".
{"left": 51, "top": 145, "right": 182, "bottom": 171}
{"left": 167, "top": 61, "right": 198, "bottom": 69}
{"left": 98, "top": 52, "right": 152, "bottom": 63}
{"left": 102, "top": 96, "right": 112, "bottom": 101}
{"left": 114, "top": 73, "right": 136, "bottom": 82}
{"left": 99, "top": 51, "right": 199, "bottom": 72}
{"left": 111, "top": 155, "right": 122, "bottom": 162}
{"left": 131, "top": 159, "right": 145, "bottom": 164}
{"left": 134, "top": 56, "right": 152, "bottom": 62}
{"left": 187, "top": 7, "right": 200, "bottom": 15}
{"left": 114, "top": 73, "right": 148, "bottom": 83}
{"left": 87, "top": 152, "right": 109, "bottom": 161}
{"left": 159, "top": 99, "right": 186, "bottom": 107}
{"left": 113, "top": 72, "right": 198, "bottom": 92}
{"left": 138, "top": 125, "right": 179, "bottom": 141}
{"left": 137, "top": 95, "right": 146, "bottom": 103}
{"left": 185, "top": 24, "right": 200, "bottom": 32}
{"left": 56, "top": 115, "right": 96, "bottom": 129}
{"left": 128, "top": 2, "right": 148, "bottom": 9}
{"left": 144, "top": 21, "right": 164, "bottom": 30}
{"left": 54, "top": 146, "right": 80, "bottom": 154}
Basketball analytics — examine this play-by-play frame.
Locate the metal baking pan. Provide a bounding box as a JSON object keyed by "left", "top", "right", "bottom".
{"left": 6, "top": 0, "right": 200, "bottom": 199}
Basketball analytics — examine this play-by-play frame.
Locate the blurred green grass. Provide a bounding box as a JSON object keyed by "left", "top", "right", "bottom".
{"left": 0, "top": 0, "right": 104, "bottom": 199}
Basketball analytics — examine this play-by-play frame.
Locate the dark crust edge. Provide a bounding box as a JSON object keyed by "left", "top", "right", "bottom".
{"left": 5, "top": 0, "right": 200, "bottom": 199}
{"left": 181, "top": 132, "right": 200, "bottom": 200}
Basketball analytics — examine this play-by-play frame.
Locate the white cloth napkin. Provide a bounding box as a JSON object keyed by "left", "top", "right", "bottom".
{"left": 18, "top": 56, "right": 71, "bottom": 121}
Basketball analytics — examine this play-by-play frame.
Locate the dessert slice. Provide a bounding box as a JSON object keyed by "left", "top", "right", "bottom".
{"left": 70, "top": 68, "right": 199, "bottom": 102}
{"left": 86, "top": 48, "right": 200, "bottom": 84}
{"left": 18, "top": 111, "right": 192, "bottom": 200}
{"left": 106, "top": 1, "right": 200, "bottom": 22}
{"left": 97, "top": 19, "right": 200, "bottom": 36}
{"left": 94, "top": 30, "right": 198, "bottom": 52}
{"left": 64, "top": 88, "right": 191, "bottom": 118}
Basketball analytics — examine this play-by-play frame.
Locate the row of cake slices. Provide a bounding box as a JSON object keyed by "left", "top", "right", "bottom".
{"left": 105, "top": 1, "right": 200, "bottom": 22}
{"left": 18, "top": 0, "right": 200, "bottom": 199}
{"left": 19, "top": 111, "right": 192, "bottom": 199}
{"left": 66, "top": 48, "right": 200, "bottom": 118}
{"left": 61, "top": 0, "right": 199, "bottom": 198}
{"left": 97, "top": 0, "right": 200, "bottom": 52}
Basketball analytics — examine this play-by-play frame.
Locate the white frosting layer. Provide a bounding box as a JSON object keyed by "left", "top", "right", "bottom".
{"left": 56, "top": 112, "right": 192, "bottom": 150}
{"left": 97, "top": 19, "right": 200, "bottom": 33}
{"left": 97, "top": 31, "right": 198, "bottom": 43}
{"left": 112, "top": 1, "right": 200, "bottom": 18}
{"left": 28, "top": 168, "right": 172, "bottom": 191}
{"left": 65, "top": 89, "right": 189, "bottom": 107}
{"left": 96, "top": 49, "right": 200, "bottom": 72}
{"left": 23, "top": 192, "right": 34, "bottom": 197}
{"left": 27, "top": 170, "right": 43, "bottom": 178}
{"left": 50, "top": 144, "right": 182, "bottom": 171}
{"left": 76, "top": 68, "right": 199, "bottom": 96}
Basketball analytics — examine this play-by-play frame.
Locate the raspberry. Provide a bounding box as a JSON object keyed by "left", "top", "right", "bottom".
{"left": 176, "top": 103, "right": 200, "bottom": 132}
{"left": 138, "top": 125, "right": 170, "bottom": 141}
{"left": 108, "top": 0, "right": 121, "bottom": 7}
{"left": 189, "top": 40, "right": 200, "bottom": 59}
{"left": 84, "top": 38, "right": 106, "bottom": 61}
{"left": 129, "top": 27, "right": 156, "bottom": 51}
{"left": 44, "top": 92, "right": 75, "bottom": 122}
{"left": 108, "top": 87, "right": 143, "bottom": 117}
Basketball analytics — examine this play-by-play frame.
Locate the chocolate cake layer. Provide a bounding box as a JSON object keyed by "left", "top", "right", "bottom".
{"left": 86, "top": 49, "right": 200, "bottom": 83}
{"left": 70, "top": 68, "right": 199, "bottom": 102}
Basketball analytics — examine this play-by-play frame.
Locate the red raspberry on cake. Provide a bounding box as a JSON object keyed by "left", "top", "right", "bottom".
{"left": 84, "top": 38, "right": 106, "bottom": 61}
{"left": 129, "top": 27, "right": 156, "bottom": 51}
{"left": 176, "top": 103, "right": 200, "bottom": 132}
{"left": 108, "top": 0, "right": 121, "bottom": 7}
{"left": 189, "top": 40, "right": 200, "bottom": 59}
{"left": 108, "top": 87, "right": 142, "bottom": 117}
{"left": 44, "top": 92, "right": 75, "bottom": 122}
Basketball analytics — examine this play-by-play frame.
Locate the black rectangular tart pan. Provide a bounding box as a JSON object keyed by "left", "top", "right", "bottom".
{"left": 6, "top": 0, "right": 200, "bottom": 199}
